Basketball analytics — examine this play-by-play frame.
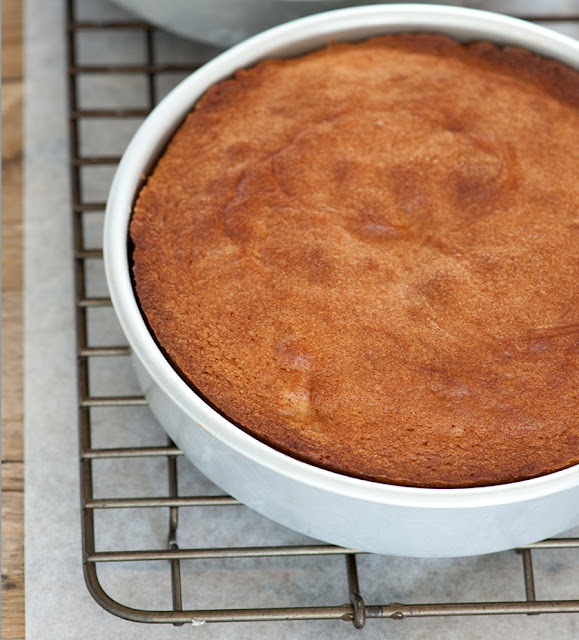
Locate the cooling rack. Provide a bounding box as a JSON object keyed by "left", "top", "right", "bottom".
{"left": 69, "top": 0, "right": 579, "bottom": 629}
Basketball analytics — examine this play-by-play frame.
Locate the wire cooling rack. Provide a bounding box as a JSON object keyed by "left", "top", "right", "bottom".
{"left": 69, "top": 0, "right": 579, "bottom": 629}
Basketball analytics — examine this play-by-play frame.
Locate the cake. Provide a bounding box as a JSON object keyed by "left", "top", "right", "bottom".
{"left": 130, "top": 34, "right": 579, "bottom": 488}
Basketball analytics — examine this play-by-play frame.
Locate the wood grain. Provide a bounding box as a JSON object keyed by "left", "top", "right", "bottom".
{"left": 2, "top": 0, "right": 25, "bottom": 637}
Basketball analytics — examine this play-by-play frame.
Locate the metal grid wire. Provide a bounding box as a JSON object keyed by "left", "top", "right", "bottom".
{"left": 69, "top": 0, "right": 579, "bottom": 629}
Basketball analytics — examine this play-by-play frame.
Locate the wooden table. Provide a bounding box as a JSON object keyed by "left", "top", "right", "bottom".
{"left": 2, "top": 0, "right": 25, "bottom": 638}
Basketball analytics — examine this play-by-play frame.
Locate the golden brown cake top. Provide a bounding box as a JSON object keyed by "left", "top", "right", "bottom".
{"left": 130, "top": 34, "right": 579, "bottom": 488}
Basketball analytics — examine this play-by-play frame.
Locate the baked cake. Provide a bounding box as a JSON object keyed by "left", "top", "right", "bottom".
{"left": 130, "top": 34, "right": 579, "bottom": 488}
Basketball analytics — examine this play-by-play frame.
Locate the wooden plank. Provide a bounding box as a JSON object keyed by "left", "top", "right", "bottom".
{"left": 1, "top": 0, "right": 25, "bottom": 637}
{"left": 1, "top": 0, "right": 23, "bottom": 81}
{"left": 1, "top": 299, "right": 23, "bottom": 425}
{"left": 1, "top": 491, "right": 25, "bottom": 640}
{"left": 1, "top": 463, "right": 24, "bottom": 493}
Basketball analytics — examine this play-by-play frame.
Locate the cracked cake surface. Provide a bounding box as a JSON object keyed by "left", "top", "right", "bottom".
{"left": 130, "top": 34, "right": 579, "bottom": 488}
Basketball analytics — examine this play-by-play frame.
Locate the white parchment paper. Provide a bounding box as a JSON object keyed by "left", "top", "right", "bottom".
{"left": 24, "top": 0, "right": 579, "bottom": 638}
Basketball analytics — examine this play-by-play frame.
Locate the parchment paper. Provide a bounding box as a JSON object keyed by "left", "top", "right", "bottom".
{"left": 24, "top": 0, "right": 579, "bottom": 638}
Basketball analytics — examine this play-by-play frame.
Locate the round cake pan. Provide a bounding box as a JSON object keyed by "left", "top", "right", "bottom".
{"left": 110, "top": 0, "right": 399, "bottom": 47}
{"left": 104, "top": 4, "right": 579, "bottom": 557}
